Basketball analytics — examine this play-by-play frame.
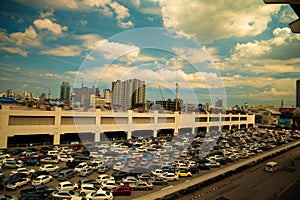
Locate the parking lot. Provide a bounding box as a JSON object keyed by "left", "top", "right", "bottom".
{"left": 0, "top": 127, "right": 299, "bottom": 199}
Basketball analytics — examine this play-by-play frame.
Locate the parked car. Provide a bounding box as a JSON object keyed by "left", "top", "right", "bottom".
{"left": 23, "top": 158, "right": 40, "bottom": 166}
{"left": 6, "top": 173, "right": 27, "bottom": 185}
{"left": 78, "top": 178, "right": 100, "bottom": 188}
{"left": 3, "top": 159, "right": 23, "bottom": 169}
{"left": 51, "top": 190, "right": 82, "bottom": 200}
{"left": 74, "top": 162, "right": 89, "bottom": 172}
{"left": 79, "top": 167, "right": 94, "bottom": 177}
{"left": 6, "top": 177, "right": 31, "bottom": 190}
{"left": 31, "top": 171, "right": 50, "bottom": 180}
{"left": 51, "top": 167, "right": 68, "bottom": 178}
{"left": 85, "top": 190, "right": 113, "bottom": 200}
{"left": 148, "top": 176, "right": 168, "bottom": 185}
{"left": 97, "top": 174, "right": 114, "bottom": 183}
{"left": 151, "top": 169, "right": 164, "bottom": 176}
{"left": 97, "top": 165, "right": 111, "bottom": 174}
{"left": 31, "top": 175, "right": 53, "bottom": 186}
{"left": 161, "top": 172, "right": 179, "bottom": 181}
{"left": 39, "top": 164, "right": 59, "bottom": 172}
{"left": 176, "top": 170, "right": 192, "bottom": 177}
{"left": 113, "top": 162, "right": 125, "bottom": 171}
{"left": 122, "top": 176, "right": 138, "bottom": 184}
{"left": 137, "top": 173, "right": 152, "bottom": 181}
{"left": 58, "top": 154, "right": 74, "bottom": 162}
{"left": 57, "top": 169, "right": 77, "bottom": 181}
{"left": 111, "top": 185, "right": 131, "bottom": 196}
{"left": 10, "top": 168, "right": 35, "bottom": 176}
{"left": 101, "top": 180, "right": 119, "bottom": 190}
{"left": 129, "top": 180, "right": 153, "bottom": 190}
{"left": 40, "top": 156, "right": 59, "bottom": 164}
{"left": 79, "top": 183, "right": 100, "bottom": 196}
{"left": 56, "top": 181, "right": 78, "bottom": 191}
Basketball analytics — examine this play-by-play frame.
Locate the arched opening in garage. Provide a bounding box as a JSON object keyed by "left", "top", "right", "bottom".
{"left": 102, "top": 131, "right": 127, "bottom": 141}
{"left": 157, "top": 129, "right": 174, "bottom": 137}
{"left": 7, "top": 134, "right": 53, "bottom": 147}
{"left": 131, "top": 130, "right": 153, "bottom": 139}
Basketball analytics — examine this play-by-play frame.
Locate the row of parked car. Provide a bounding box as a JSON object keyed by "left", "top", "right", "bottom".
{"left": 0, "top": 128, "right": 299, "bottom": 199}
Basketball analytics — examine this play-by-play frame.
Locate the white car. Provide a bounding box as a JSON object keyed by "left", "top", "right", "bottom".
{"left": 79, "top": 183, "right": 101, "bottom": 196}
{"left": 6, "top": 177, "right": 31, "bottom": 190}
{"left": 39, "top": 164, "right": 59, "bottom": 172}
{"left": 151, "top": 169, "right": 164, "bottom": 176}
{"left": 74, "top": 162, "right": 89, "bottom": 172}
{"left": 112, "top": 162, "right": 124, "bottom": 171}
{"left": 101, "top": 180, "right": 119, "bottom": 190}
{"left": 31, "top": 175, "right": 53, "bottom": 186}
{"left": 97, "top": 174, "right": 115, "bottom": 183}
{"left": 161, "top": 172, "right": 179, "bottom": 181}
{"left": 52, "top": 190, "right": 82, "bottom": 200}
{"left": 58, "top": 154, "right": 74, "bottom": 162}
{"left": 122, "top": 176, "right": 138, "bottom": 184}
{"left": 89, "top": 160, "right": 104, "bottom": 170}
{"left": 40, "top": 156, "right": 59, "bottom": 164}
{"left": 85, "top": 190, "right": 113, "bottom": 200}
{"left": 56, "top": 181, "right": 78, "bottom": 190}
{"left": 10, "top": 167, "right": 35, "bottom": 176}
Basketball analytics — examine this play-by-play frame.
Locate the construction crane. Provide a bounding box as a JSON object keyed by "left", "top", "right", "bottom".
{"left": 159, "top": 85, "right": 164, "bottom": 101}
{"left": 175, "top": 82, "right": 179, "bottom": 111}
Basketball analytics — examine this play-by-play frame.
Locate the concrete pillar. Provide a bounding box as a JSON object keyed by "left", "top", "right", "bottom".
{"left": 53, "top": 107, "right": 62, "bottom": 145}
{"left": 95, "top": 109, "right": 101, "bottom": 142}
{"left": 53, "top": 128, "right": 60, "bottom": 145}
{"left": 127, "top": 131, "right": 132, "bottom": 140}
{"left": 0, "top": 106, "right": 9, "bottom": 148}
{"left": 153, "top": 129, "right": 157, "bottom": 137}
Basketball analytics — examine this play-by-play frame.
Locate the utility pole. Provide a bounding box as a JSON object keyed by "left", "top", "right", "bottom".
{"left": 175, "top": 82, "right": 179, "bottom": 111}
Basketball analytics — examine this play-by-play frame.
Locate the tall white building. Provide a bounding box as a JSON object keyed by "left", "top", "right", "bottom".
{"left": 111, "top": 79, "right": 146, "bottom": 110}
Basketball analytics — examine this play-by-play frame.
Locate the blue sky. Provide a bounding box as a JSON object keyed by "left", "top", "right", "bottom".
{"left": 0, "top": 0, "right": 299, "bottom": 108}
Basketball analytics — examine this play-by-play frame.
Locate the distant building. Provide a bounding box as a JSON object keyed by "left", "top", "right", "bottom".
{"left": 103, "top": 89, "right": 111, "bottom": 103}
{"left": 255, "top": 108, "right": 281, "bottom": 126}
{"left": 7, "top": 89, "right": 15, "bottom": 97}
{"left": 111, "top": 79, "right": 146, "bottom": 110}
{"left": 156, "top": 99, "right": 183, "bottom": 112}
{"left": 60, "top": 82, "right": 71, "bottom": 101}
{"left": 215, "top": 99, "right": 223, "bottom": 108}
{"left": 253, "top": 104, "right": 275, "bottom": 110}
{"left": 296, "top": 79, "right": 300, "bottom": 108}
{"left": 73, "top": 86, "right": 96, "bottom": 107}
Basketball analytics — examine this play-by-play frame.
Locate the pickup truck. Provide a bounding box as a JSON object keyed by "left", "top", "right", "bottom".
{"left": 19, "top": 185, "right": 56, "bottom": 199}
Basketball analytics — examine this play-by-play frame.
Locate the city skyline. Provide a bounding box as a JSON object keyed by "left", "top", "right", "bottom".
{"left": 0, "top": 1, "right": 300, "bottom": 107}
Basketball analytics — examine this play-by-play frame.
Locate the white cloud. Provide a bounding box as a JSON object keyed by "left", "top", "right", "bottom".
{"left": 33, "top": 18, "right": 68, "bottom": 34}
{"left": 172, "top": 46, "right": 211, "bottom": 64}
{"left": 7, "top": 26, "right": 40, "bottom": 47}
{"left": 154, "top": 0, "right": 281, "bottom": 43}
{"left": 75, "top": 34, "right": 103, "bottom": 50}
{"left": 230, "top": 27, "right": 300, "bottom": 61}
{"left": 0, "top": 47, "right": 28, "bottom": 57}
{"left": 39, "top": 10, "right": 55, "bottom": 18}
{"left": 40, "top": 45, "right": 81, "bottom": 56}
{"left": 95, "top": 39, "right": 140, "bottom": 60}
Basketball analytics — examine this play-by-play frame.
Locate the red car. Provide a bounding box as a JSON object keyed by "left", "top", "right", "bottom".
{"left": 111, "top": 185, "right": 131, "bottom": 196}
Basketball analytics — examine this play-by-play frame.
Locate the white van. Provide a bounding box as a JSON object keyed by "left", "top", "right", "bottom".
{"left": 265, "top": 161, "right": 278, "bottom": 172}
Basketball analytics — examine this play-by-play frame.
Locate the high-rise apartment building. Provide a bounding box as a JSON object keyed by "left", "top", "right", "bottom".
{"left": 73, "top": 86, "right": 96, "bottom": 107}
{"left": 60, "top": 82, "right": 71, "bottom": 101}
{"left": 297, "top": 79, "right": 300, "bottom": 108}
{"left": 111, "top": 79, "right": 146, "bottom": 110}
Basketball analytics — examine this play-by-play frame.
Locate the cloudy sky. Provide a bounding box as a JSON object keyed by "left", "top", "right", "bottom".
{"left": 0, "top": 0, "right": 299, "bottom": 108}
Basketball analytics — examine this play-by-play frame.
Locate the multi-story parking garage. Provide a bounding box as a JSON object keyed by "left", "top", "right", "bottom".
{"left": 0, "top": 105, "right": 255, "bottom": 148}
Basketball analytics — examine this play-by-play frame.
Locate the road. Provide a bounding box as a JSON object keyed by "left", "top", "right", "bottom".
{"left": 184, "top": 145, "right": 300, "bottom": 200}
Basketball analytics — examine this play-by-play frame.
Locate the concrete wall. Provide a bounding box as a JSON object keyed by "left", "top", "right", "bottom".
{"left": 0, "top": 105, "right": 255, "bottom": 148}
